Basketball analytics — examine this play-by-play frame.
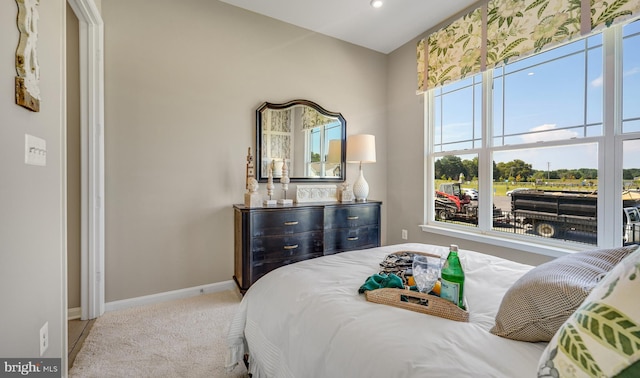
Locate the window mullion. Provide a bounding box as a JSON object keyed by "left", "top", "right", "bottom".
{"left": 478, "top": 70, "right": 493, "bottom": 231}
{"left": 424, "top": 91, "right": 435, "bottom": 224}
{"left": 599, "top": 26, "right": 623, "bottom": 248}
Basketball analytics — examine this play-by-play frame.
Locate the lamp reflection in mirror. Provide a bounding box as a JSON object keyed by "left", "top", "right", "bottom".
{"left": 327, "top": 139, "right": 342, "bottom": 177}
{"left": 346, "top": 134, "right": 376, "bottom": 201}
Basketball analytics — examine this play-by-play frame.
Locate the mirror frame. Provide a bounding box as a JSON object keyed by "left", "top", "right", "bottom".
{"left": 256, "top": 99, "right": 346, "bottom": 183}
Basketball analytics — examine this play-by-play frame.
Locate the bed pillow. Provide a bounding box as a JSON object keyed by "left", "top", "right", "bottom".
{"left": 537, "top": 245, "right": 640, "bottom": 377}
{"left": 490, "top": 245, "right": 638, "bottom": 342}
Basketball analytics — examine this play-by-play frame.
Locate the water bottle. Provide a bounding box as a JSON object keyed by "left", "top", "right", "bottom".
{"left": 440, "top": 244, "right": 465, "bottom": 309}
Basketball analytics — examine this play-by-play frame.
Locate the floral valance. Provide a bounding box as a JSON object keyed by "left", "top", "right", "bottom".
{"left": 418, "top": 8, "right": 483, "bottom": 91}
{"left": 301, "top": 107, "right": 335, "bottom": 130}
{"left": 417, "top": 0, "right": 640, "bottom": 93}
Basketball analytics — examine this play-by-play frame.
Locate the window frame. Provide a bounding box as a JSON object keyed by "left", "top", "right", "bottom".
{"left": 303, "top": 121, "right": 342, "bottom": 178}
{"left": 421, "top": 22, "right": 640, "bottom": 257}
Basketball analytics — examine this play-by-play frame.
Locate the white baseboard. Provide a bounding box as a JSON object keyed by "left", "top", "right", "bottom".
{"left": 104, "top": 280, "right": 237, "bottom": 313}
{"left": 68, "top": 307, "right": 82, "bottom": 320}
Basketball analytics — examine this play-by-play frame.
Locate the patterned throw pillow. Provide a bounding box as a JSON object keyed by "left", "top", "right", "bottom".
{"left": 491, "top": 245, "right": 638, "bottom": 342}
{"left": 537, "top": 245, "right": 640, "bottom": 378}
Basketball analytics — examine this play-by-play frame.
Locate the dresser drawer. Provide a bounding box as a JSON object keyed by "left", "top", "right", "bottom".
{"left": 251, "top": 254, "right": 319, "bottom": 284}
{"left": 324, "top": 225, "right": 380, "bottom": 254}
{"left": 252, "top": 232, "right": 324, "bottom": 262}
{"left": 324, "top": 204, "right": 379, "bottom": 229}
{"left": 251, "top": 208, "right": 324, "bottom": 237}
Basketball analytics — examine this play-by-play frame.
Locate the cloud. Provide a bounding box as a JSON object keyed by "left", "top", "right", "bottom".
{"left": 591, "top": 67, "right": 639, "bottom": 87}
{"left": 519, "top": 124, "right": 579, "bottom": 143}
{"left": 624, "top": 66, "right": 640, "bottom": 77}
{"left": 591, "top": 75, "right": 603, "bottom": 87}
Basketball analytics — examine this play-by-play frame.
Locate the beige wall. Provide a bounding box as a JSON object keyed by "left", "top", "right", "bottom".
{"left": 0, "top": 0, "right": 67, "bottom": 359}
{"left": 67, "top": 2, "right": 81, "bottom": 310}
{"left": 102, "top": 0, "right": 388, "bottom": 302}
{"left": 385, "top": 31, "right": 552, "bottom": 267}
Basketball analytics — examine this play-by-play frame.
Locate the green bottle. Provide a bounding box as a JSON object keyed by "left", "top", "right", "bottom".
{"left": 440, "top": 244, "right": 465, "bottom": 309}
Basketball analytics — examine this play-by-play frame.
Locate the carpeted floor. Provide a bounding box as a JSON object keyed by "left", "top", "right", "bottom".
{"left": 69, "top": 290, "right": 247, "bottom": 378}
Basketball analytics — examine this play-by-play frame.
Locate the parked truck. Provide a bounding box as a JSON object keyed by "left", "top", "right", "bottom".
{"left": 510, "top": 189, "right": 640, "bottom": 242}
{"left": 435, "top": 182, "right": 504, "bottom": 222}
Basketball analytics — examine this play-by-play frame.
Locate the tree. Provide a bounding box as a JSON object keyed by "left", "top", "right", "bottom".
{"left": 462, "top": 157, "right": 478, "bottom": 181}
{"left": 435, "top": 155, "right": 466, "bottom": 181}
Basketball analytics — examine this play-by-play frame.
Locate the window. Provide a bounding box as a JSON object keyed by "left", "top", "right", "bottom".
{"left": 305, "top": 122, "right": 342, "bottom": 177}
{"left": 424, "top": 20, "right": 640, "bottom": 251}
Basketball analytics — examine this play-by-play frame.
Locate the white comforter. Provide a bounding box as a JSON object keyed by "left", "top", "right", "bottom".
{"left": 226, "top": 243, "right": 547, "bottom": 378}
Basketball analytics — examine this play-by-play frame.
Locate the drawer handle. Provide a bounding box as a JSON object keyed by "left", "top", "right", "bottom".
{"left": 347, "top": 216, "right": 359, "bottom": 220}
{"left": 284, "top": 244, "right": 299, "bottom": 250}
{"left": 284, "top": 221, "right": 299, "bottom": 226}
{"left": 347, "top": 237, "right": 359, "bottom": 241}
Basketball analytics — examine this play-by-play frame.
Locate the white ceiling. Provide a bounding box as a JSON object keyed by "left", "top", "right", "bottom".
{"left": 219, "top": 0, "right": 477, "bottom": 54}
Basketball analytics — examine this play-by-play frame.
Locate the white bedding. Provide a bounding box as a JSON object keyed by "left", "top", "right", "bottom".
{"left": 226, "top": 243, "right": 548, "bottom": 378}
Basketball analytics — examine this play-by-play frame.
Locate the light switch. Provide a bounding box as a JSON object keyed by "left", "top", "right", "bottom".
{"left": 25, "top": 134, "right": 46, "bottom": 166}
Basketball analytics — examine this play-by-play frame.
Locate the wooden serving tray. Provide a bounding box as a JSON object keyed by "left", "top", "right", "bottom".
{"left": 365, "top": 288, "right": 469, "bottom": 322}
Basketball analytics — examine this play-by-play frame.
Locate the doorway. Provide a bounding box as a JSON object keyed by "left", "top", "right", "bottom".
{"left": 66, "top": 0, "right": 105, "bottom": 322}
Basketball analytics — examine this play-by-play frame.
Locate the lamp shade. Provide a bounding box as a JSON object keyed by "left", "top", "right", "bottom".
{"left": 346, "top": 134, "right": 376, "bottom": 163}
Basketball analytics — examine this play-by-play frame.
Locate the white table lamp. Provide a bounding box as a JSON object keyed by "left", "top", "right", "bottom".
{"left": 346, "top": 134, "right": 376, "bottom": 201}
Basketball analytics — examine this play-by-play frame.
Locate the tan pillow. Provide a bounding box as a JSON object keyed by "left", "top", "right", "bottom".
{"left": 490, "top": 245, "right": 638, "bottom": 342}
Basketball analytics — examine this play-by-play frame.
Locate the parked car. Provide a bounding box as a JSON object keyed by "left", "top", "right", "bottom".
{"left": 463, "top": 188, "right": 478, "bottom": 200}
{"left": 624, "top": 207, "right": 640, "bottom": 244}
{"left": 506, "top": 188, "right": 531, "bottom": 196}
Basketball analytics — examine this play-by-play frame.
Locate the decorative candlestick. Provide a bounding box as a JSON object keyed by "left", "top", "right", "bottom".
{"left": 264, "top": 160, "right": 277, "bottom": 206}
{"left": 278, "top": 159, "right": 293, "bottom": 205}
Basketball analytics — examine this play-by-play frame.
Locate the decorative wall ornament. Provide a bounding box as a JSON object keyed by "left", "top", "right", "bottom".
{"left": 296, "top": 185, "right": 338, "bottom": 203}
{"left": 15, "top": 0, "right": 41, "bottom": 112}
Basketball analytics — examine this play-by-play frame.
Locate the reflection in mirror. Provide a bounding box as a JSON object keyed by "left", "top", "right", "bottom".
{"left": 256, "top": 100, "right": 346, "bottom": 182}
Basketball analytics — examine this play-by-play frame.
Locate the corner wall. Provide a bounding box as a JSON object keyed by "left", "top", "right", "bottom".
{"left": 0, "top": 0, "right": 67, "bottom": 363}
{"left": 102, "top": 0, "right": 388, "bottom": 302}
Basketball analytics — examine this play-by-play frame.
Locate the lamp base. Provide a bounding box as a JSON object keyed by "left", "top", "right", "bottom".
{"left": 352, "top": 166, "right": 369, "bottom": 202}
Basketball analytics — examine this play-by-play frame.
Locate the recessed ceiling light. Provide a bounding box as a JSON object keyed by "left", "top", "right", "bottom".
{"left": 370, "top": 0, "right": 383, "bottom": 8}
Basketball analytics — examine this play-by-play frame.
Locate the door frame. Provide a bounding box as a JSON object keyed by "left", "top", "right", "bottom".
{"left": 67, "top": 0, "right": 104, "bottom": 320}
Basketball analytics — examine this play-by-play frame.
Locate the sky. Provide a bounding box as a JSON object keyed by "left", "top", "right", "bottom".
{"left": 437, "top": 20, "right": 640, "bottom": 172}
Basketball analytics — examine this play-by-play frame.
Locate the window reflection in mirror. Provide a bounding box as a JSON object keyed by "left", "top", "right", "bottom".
{"left": 257, "top": 100, "right": 346, "bottom": 182}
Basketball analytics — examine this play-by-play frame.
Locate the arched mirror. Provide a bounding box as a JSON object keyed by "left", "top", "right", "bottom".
{"left": 256, "top": 99, "right": 346, "bottom": 182}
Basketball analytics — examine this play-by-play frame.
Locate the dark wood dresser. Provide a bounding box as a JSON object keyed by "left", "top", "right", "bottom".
{"left": 233, "top": 201, "right": 381, "bottom": 293}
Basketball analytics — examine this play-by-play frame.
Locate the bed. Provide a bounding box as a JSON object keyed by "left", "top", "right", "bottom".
{"left": 225, "top": 242, "right": 640, "bottom": 377}
{"left": 225, "top": 243, "right": 546, "bottom": 377}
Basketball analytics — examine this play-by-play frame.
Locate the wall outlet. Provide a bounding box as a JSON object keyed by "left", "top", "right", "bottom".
{"left": 401, "top": 229, "right": 408, "bottom": 240}
{"left": 40, "top": 322, "right": 48, "bottom": 356}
